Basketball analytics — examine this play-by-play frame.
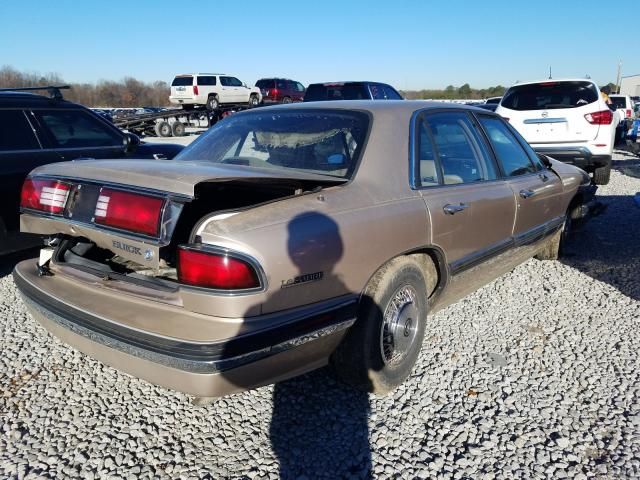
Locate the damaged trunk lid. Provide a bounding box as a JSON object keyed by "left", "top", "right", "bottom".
{"left": 21, "top": 159, "right": 345, "bottom": 270}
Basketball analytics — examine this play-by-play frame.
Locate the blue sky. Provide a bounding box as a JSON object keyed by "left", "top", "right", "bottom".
{"left": 0, "top": 0, "right": 632, "bottom": 90}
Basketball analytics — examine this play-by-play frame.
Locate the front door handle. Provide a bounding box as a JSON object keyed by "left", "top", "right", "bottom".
{"left": 539, "top": 173, "right": 549, "bottom": 182}
{"left": 443, "top": 203, "right": 469, "bottom": 215}
{"left": 519, "top": 189, "right": 536, "bottom": 199}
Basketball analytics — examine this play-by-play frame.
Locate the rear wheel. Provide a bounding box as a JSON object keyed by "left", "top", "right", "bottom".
{"left": 593, "top": 164, "right": 611, "bottom": 185}
{"left": 331, "top": 256, "right": 430, "bottom": 394}
{"left": 154, "top": 121, "right": 172, "bottom": 137}
{"left": 282, "top": 96, "right": 292, "bottom": 104}
{"left": 206, "top": 95, "right": 219, "bottom": 112}
{"left": 171, "top": 121, "right": 186, "bottom": 137}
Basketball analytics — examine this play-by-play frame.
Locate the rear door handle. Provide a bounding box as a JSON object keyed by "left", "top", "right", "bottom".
{"left": 443, "top": 203, "right": 469, "bottom": 215}
{"left": 519, "top": 189, "right": 536, "bottom": 199}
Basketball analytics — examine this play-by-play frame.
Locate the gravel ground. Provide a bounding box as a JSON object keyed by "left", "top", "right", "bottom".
{"left": 1, "top": 151, "right": 639, "bottom": 479}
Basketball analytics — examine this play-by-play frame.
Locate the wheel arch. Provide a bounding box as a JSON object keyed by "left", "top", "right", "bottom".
{"left": 360, "top": 245, "right": 450, "bottom": 307}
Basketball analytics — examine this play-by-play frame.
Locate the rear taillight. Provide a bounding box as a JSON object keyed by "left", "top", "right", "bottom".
{"left": 272, "top": 88, "right": 279, "bottom": 98}
{"left": 584, "top": 110, "right": 613, "bottom": 125}
{"left": 177, "top": 247, "right": 261, "bottom": 290}
{"left": 193, "top": 85, "right": 199, "bottom": 95}
{"left": 627, "top": 109, "right": 632, "bottom": 118}
{"left": 20, "top": 178, "right": 71, "bottom": 215}
{"left": 94, "top": 188, "right": 164, "bottom": 236}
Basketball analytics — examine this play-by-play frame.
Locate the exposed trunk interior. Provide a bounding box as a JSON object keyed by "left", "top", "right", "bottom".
{"left": 51, "top": 178, "right": 342, "bottom": 287}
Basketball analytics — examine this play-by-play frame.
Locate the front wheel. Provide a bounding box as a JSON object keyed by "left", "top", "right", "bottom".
{"left": 593, "top": 164, "right": 611, "bottom": 185}
{"left": 248, "top": 94, "right": 259, "bottom": 108}
{"left": 331, "top": 256, "right": 429, "bottom": 395}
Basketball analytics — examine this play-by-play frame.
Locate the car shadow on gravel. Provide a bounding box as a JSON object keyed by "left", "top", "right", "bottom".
{"left": 223, "top": 213, "right": 375, "bottom": 479}
{"left": 561, "top": 194, "right": 640, "bottom": 301}
{"left": 0, "top": 249, "right": 39, "bottom": 280}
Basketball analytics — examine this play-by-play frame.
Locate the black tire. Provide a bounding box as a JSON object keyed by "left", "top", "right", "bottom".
{"left": 536, "top": 206, "right": 576, "bottom": 260}
{"left": 282, "top": 96, "right": 292, "bottom": 104}
{"left": 154, "top": 121, "right": 172, "bottom": 137}
{"left": 171, "top": 121, "right": 186, "bottom": 137}
{"left": 593, "top": 164, "right": 611, "bottom": 185}
{"left": 248, "top": 94, "right": 259, "bottom": 108}
{"left": 331, "top": 255, "right": 430, "bottom": 395}
{"left": 206, "top": 95, "right": 219, "bottom": 112}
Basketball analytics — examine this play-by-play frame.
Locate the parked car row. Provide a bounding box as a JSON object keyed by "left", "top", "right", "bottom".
{"left": 169, "top": 72, "right": 405, "bottom": 111}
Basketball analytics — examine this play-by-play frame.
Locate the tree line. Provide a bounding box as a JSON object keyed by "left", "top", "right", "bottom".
{"left": 400, "top": 83, "right": 507, "bottom": 100}
{"left": 2, "top": 65, "right": 514, "bottom": 106}
{"left": 0, "top": 65, "right": 171, "bottom": 107}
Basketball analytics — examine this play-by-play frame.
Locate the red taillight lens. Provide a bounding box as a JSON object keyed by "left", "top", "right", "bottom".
{"left": 20, "top": 178, "right": 71, "bottom": 214}
{"left": 272, "top": 88, "right": 279, "bottom": 98}
{"left": 584, "top": 110, "right": 613, "bottom": 125}
{"left": 94, "top": 189, "right": 164, "bottom": 236}
{"left": 627, "top": 109, "right": 632, "bottom": 118}
{"left": 177, "top": 247, "right": 260, "bottom": 290}
{"left": 193, "top": 85, "right": 199, "bottom": 95}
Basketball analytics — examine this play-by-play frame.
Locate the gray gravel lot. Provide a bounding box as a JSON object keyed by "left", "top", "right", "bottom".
{"left": 1, "top": 151, "right": 639, "bottom": 479}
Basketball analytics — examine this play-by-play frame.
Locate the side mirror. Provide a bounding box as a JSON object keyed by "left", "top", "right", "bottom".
{"left": 124, "top": 132, "right": 141, "bottom": 152}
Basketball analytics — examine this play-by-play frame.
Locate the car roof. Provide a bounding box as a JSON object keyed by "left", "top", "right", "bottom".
{"left": 507, "top": 78, "right": 597, "bottom": 87}
{"left": 174, "top": 73, "right": 226, "bottom": 76}
{"left": 238, "top": 99, "right": 498, "bottom": 115}
{"left": 308, "top": 81, "right": 393, "bottom": 86}
{"left": 0, "top": 91, "right": 83, "bottom": 109}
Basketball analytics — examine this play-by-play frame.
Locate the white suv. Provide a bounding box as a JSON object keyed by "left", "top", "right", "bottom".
{"left": 169, "top": 73, "right": 262, "bottom": 111}
{"left": 496, "top": 79, "right": 616, "bottom": 184}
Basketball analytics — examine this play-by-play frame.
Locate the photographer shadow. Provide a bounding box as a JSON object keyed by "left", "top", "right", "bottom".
{"left": 225, "top": 212, "right": 374, "bottom": 479}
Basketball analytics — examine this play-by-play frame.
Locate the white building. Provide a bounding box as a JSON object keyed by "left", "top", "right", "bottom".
{"left": 619, "top": 74, "right": 640, "bottom": 96}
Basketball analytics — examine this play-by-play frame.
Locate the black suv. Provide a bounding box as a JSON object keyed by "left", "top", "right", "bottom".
{"left": 303, "top": 82, "right": 403, "bottom": 102}
{"left": 0, "top": 87, "right": 184, "bottom": 255}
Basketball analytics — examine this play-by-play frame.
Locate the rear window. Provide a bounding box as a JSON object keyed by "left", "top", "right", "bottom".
{"left": 304, "top": 84, "right": 369, "bottom": 102}
{"left": 172, "top": 76, "right": 193, "bottom": 87}
{"left": 610, "top": 96, "right": 627, "bottom": 109}
{"left": 501, "top": 81, "right": 599, "bottom": 110}
{"left": 256, "top": 79, "right": 274, "bottom": 89}
{"left": 197, "top": 76, "right": 216, "bottom": 86}
{"left": 175, "top": 109, "right": 370, "bottom": 179}
{"left": 0, "top": 110, "right": 40, "bottom": 151}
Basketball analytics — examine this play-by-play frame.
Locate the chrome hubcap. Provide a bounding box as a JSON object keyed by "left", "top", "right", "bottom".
{"left": 380, "top": 285, "right": 419, "bottom": 366}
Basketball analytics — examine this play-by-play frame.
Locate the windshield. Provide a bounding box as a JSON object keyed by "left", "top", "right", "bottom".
{"left": 174, "top": 109, "right": 370, "bottom": 179}
{"left": 501, "top": 81, "right": 598, "bottom": 110}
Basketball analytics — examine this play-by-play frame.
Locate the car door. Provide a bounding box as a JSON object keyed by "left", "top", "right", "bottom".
{"left": 227, "top": 76, "right": 249, "bottom": 102}
{"left": 30, "top": 108, "right": 126, "bottom": 161}
{"left": 415, "top": 110, "right": 517, "bottom": 298}
{"left": 0, "top": 109, "right": 61, "bottom": 233}
{"left": 476, "top": 114, "right": 565, "bottom": 249}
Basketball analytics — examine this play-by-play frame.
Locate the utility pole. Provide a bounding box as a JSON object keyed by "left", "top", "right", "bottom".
{"left": 615, "top": 60, "right": 623, "bottom": 94}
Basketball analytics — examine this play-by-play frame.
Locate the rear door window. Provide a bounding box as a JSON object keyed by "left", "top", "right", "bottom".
{"left": 33, "top": 109, "right": 123, "bottom": 148}
{"left": 0, "top": 110, "right": 41, "bottom": 151}
{"left": 171, "top": 76, "right": 193, "bottom": 86}
{"left": 369, "top": 84, "right": 385, "bottom": 99}
{"left": 478, "top": 116, "right": 538, "bottom": 176}
{"left": 197, "top": 76, "right": 217, "bottom": 86}
{"left": 501, "top": 81, "right": 599, "bottom": 110}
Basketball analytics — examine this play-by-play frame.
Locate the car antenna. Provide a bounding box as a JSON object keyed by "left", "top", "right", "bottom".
{"left": 548, "top": 66, "right": 552, "bottom": 79}
{"left": 0, "top": 85, "right": 71, "bottom": 100}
